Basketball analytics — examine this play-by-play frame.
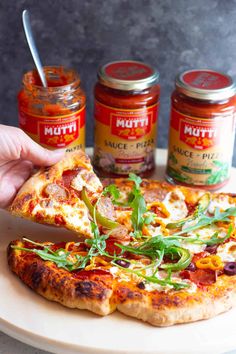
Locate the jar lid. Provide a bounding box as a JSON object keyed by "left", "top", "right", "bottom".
{"left": 176, "top": 69, "right": 236, "bottom": 100}
{"left": 98, "top": 60, "right": 159, "bottom": 91}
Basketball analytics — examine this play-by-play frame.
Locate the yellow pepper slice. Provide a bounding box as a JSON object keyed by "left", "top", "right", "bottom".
{"left": 196, "top": 255, "right": 223, "bottom": 271}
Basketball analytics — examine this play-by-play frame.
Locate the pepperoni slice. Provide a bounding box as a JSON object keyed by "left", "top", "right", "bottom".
{"left": 72, "top": 269, "right": 111, "bottom": 279}
{"left": 186, "top": 202, "right": 196, "bottom": 216}
{"left": 180, "top": 269, "right": 216, "bottom": 286}
{"left": 62, "top": 169, "right": 80, "bottom": 188}
{"left": 105, "top": 238, "right": 123, "bottom": 255}
{"left": 142, "top": 188, "right": 168, "bottom": 203}
{"left": 50, "top": 242, "right": 67, "bottom": 251}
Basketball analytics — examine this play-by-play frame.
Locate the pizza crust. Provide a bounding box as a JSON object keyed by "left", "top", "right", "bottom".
{"left": 116, "top": 276, "right": 236, "bottom": 326}
{"left": 8, "top": 240, "right": 236, "bottom": 326}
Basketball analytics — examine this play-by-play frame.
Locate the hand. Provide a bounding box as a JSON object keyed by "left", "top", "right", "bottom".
{"left": 0, "top": 125, "right": 65, "bottom": 208}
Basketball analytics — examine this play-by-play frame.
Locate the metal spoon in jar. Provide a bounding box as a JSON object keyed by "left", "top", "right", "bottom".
{"left": 22, "top": 9, "right": 47, "bottom": 87}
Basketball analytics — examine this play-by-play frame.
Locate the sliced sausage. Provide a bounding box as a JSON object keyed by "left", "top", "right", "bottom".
{"left": 97, "top": 197, "right": 116, "bottom": 220}
{"left": 43, "top": 183, "right": 68, "bottom": 201}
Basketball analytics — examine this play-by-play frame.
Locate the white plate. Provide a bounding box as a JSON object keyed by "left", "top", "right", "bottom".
{"left": 1, "top": 148, "right": 236, "bottom": 354}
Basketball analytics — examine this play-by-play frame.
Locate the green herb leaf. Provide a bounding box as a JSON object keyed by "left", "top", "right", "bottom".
{"left": 166, "top": 192, "right": 210, "bottom": 230}
{"left": 103, "top": 184, "right": 120, "bottom": 200}
{"left": 128, "top": 173, "right": 142, "bottom": 189}
{"left": 130, "top": 193, "right": 147, "bottom": 231}
{"left": 176, "top": 207, "right": 236, "bottom": 235}
{"left": 204, "top": 224, "right": 233, "bottom": 246}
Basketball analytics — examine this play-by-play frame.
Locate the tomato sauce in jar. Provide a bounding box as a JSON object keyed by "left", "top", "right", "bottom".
{"left": 18, "top": 66, "right": 86, "bottom": 152}
{"left": 166, "top": 69, "right": 236, "bottom": 190}
{"left": 93, "top": 60, "right": 160, "bottom": 177}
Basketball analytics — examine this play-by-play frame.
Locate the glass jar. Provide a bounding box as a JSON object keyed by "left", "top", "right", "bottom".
{"left": 18, "top": 66, "right": 86, "bottom": 152}
{"left": 166, "top": 69, "right": 236, "bottom": 190}
{"left": 93, "top": 60, "right": 160, "bottom": 177}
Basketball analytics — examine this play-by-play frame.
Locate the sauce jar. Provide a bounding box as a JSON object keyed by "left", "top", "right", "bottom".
{"left": 18, "top": 66, "right": 86, "bottom": 152}
{"left": 166, "top": 69, "right": 236, "bottom": 190}
{"left": 93, "top": 60, "right": 160, "bottom": 177}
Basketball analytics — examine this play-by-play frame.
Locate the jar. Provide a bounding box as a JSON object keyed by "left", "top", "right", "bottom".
{"left": 93, "top": 60, "right": 160, "bottom": 177}
{"left": 18, "top": 66, "right": 86, "bottom": 152}
{"left": 166, "top": 69, "right": 236, "bottom": 190}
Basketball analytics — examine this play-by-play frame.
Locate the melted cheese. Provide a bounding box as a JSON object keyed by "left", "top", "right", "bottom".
{"left": 147, "top": 225, "right": 164, "bottom": 237}
{"left": 109, "top": 266, "right": 196, "bottom": 293}
{"left": 71, "top": 170, "right": 102, "bottom": 194}
{"left": 208, "top": 195, "right": 235, "bottom": 214}
{"left": 161, "top": 190, "right": 188, "bottom": 222}
{"left": 115, "top": 210, "right": 132, "bottom": 230}
{"left": 180, "top": 241, "right": 205, "bottom": 255}
{"left": 181, "top": 223, "right": 227, "bottom": 254}
{"left": 217, "top": 241, "right": 236, "bottom": 262}
{"left": 33, "top": 200, "right": 92, "bottom": 237}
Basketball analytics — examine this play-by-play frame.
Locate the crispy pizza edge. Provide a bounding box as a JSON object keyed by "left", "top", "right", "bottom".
{"left": 115, "top": 274, "right": 236, "bottom": 326}
{"left": 7, "top": 240, "right": 236, "bottom": 326}
{"left": 7, "top": 240, "right": 116, "bottom": 316}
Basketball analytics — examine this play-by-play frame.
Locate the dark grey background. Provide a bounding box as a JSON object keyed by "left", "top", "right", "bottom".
{"left": 1, "top": 0, "right": 236, "bottom": 163}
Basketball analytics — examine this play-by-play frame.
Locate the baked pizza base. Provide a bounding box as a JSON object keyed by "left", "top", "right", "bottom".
{"left": 10, "top": 151, "right": 102, "bottom": 237}
{"left": 8, "top": 239, "right": 236, "bottom": 326}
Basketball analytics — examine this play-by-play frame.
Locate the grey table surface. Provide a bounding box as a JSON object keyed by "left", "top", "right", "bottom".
{"left": 0, "top": 330, "right": 235, "bottom": 354}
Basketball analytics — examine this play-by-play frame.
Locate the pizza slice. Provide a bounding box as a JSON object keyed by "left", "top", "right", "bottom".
{"left": 10, "top": 151, "right": 106, "bottom": 237}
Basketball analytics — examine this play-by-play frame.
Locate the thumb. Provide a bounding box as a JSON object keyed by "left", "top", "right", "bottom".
{"left": 18, "top": 129, "right": 65, "bottom": 166}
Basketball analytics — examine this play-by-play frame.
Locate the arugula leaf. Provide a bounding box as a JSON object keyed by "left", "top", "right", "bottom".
{"left": 116, "top": 264, "right": 189, "bottom": 290}
{"left": 204, "top": 223, "right": 233, "bottom": 246}
{"left": 176, "top": 207, "right": 236, "bottom": 235}
{"left": 167, "top": 192, "right": 210, "bottom": 230}
{"left": 12, "top": 244, "right": 87, "bottom": 271}
{"left": 116, "top": 234, "right": 191, "bottom": 272}
{"left": 130, "top": 194, "right": 147, "bottom": 233}
{"left": 128, "top": 173, "right": 142, "bottom": 189}
{"left": 12, "top": 225, "right": 110, "bottom": 272}
{"left": 127, "top": 173, "right": 155, "bottom": 238}
{"left": 103, "top": 185, "right": 120, "bottom": 201}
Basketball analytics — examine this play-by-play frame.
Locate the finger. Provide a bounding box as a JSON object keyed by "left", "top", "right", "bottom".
{"left": 0, "top": 126, "right": 65, "bottom": 166}
{"left": 0, "top": 160, "right": 33, "bottom": 208}
{"left": 18, "top": 130, "right": 65, "bottom": 166}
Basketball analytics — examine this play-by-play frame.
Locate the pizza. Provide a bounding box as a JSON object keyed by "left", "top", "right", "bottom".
{"left": 10, "top": 150, "right": 103, "bottom": 237}
{"left": 7, "top": 152, "right": 236, "bottom": 326}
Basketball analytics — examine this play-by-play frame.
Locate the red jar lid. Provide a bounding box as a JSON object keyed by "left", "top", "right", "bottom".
{"left": 176, "top": 69, "right": 236, "bottom": 100}
{"left": 98, "top": 60, "right": 159, "bottom": 91}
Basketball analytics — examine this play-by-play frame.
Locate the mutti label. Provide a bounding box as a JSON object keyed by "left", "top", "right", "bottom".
{"left": 180, "top": 121, "right": 219, "bottom": 150}
{"left": 111, "top": 115, "right": 151, "bottom": 140}
{"left": 39, "top": 120, "right": 79, "bottom": 148}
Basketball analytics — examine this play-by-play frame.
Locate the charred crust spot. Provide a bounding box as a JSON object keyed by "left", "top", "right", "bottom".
{"left": 151, "top": 294, "right": 185, "bottom": 309}
{"left": 26, "top": 263, "right": 45, "bottom": 290}
{"left": 127, "top": 290, "right": 143, "bottom": 300}
{"left": 47, "top": 274, "right": 68, "bottom": 291}
{"left": 75, "top": 281, "right": 106, "bottom": 300}
{"left": 116, "top": 286, "right": 143, "bottom": 303}
{"left": 75, "top": 281, "right": 93, "bottom": 296}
